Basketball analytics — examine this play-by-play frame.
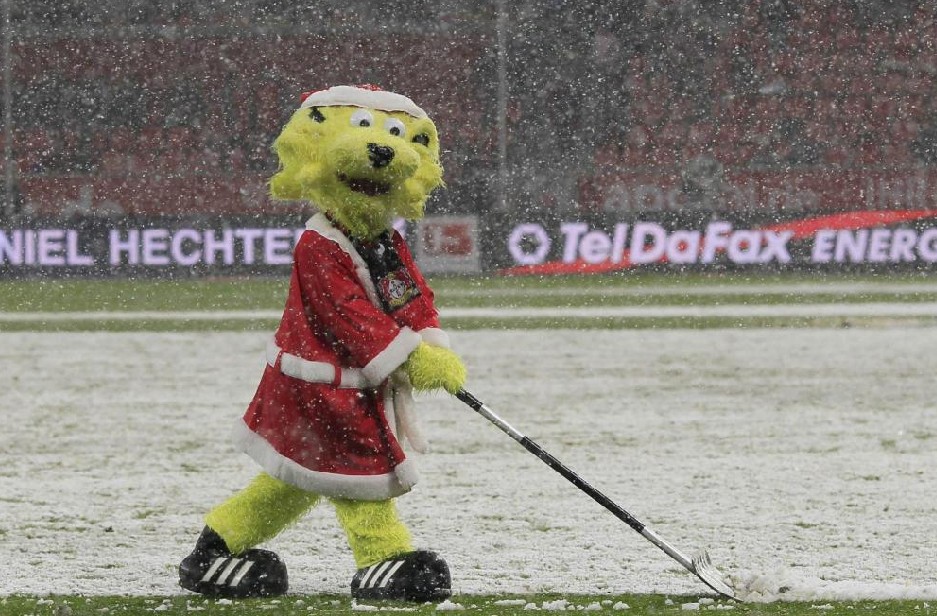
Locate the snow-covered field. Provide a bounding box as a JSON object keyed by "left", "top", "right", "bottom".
{"left": 1, "top": 327, "right": 936, "bottom": 602}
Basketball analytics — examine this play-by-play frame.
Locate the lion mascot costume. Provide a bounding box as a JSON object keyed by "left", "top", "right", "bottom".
{"left": 178, "top": 85, "right": 467, "bottom": 603}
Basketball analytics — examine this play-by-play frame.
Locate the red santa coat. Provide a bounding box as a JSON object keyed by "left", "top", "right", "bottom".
{"left": 233, "top": 213, "right": 449, "bottom": 501}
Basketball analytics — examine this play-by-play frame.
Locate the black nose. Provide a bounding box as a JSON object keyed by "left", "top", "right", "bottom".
{"left": 367, "top": 143, "right": 395, "bottom": 168}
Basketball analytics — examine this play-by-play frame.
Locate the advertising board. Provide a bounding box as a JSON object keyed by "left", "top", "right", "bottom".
{"left": 414, "top": 216, "right": 481, "bottom": 274}
{"left": 3, "top": 211, "right": 937, "bottom": 278}
{"left": 498, "top": 210, "right": 937, "bottom": 275}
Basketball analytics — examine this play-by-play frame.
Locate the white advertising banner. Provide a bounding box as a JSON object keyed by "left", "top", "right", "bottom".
{"left": 414, "top": 216, "right": 481, "bottom": 274}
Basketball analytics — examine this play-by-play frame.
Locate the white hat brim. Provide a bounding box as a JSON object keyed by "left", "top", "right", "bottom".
{"left": 299, "top": 85, "right": 427, "bottom": 119}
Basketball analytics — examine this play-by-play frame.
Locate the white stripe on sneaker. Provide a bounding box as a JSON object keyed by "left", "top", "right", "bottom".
{"left": 215, "top": 558, "right": 242, "bottom": 586}
{"left": 200, "top": 557, "right": 228, "bottom": 583}
{"left": 357, "top": 563, "right": 379, "bottom": 589}
{"left": 364, "top": 561, "right": 394, "bottom": 589}
{"left": 376, "top": 560, "right": 406, "bottom": 588}
{"left": 229, "top": 560, "right": 254, "bottom": 587}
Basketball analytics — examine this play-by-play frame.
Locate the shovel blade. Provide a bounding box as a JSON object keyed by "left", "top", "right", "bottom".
{"left": 692, "top": 550, "right": 740, "bottom": 601}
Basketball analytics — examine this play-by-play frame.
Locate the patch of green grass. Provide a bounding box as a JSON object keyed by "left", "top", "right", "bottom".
{"left": 2, "top": 273, "right": 937, "bottom": 332}
{"left": 428, "top": 270, "right": 937, "bottom": 291}
{"left": 441, "top": 315, "right": 937, "bottom": 331}
{"left": 3, "top": 273, "right": 937, "bottom": 313}
{"left": 0, "top": 278, "right": 289, "bottom": 312}
{"left": 1, "top": 594, "right": 932, "bottom": 616}
{"left": 0, "top": 317, "right": 280, "bottom": 332}
{"left": 434, "top": 292, "right": 937, "bottom": 308}
{"left": 880, "top": 438, "right": 898, "bottom": 451}
{"left": 5, "top": 315, "right": 936, "bottom": 332}
{"left": 132, "top": 508, "right": 163, "bottom": 520}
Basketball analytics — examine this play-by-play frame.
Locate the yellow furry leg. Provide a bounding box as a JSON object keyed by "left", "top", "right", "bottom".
{"left": 205, "top": 473, "right": 320, "bottom": 555}
{"left": 331, "top": 498, "right": 414, "bottom": 568}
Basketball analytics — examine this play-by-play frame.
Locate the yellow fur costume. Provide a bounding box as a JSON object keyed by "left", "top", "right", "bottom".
{"left": 179, "top": 86, "right": 466, "bottom": 602}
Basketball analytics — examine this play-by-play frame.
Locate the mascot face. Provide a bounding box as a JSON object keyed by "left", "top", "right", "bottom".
{"left": 269, "top": 86, "right": 443, "bottom": 239}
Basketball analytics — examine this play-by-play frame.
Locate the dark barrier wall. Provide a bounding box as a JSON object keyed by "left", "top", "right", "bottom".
{"left": 5, "top": 209, "right": 937, "bottom": 278}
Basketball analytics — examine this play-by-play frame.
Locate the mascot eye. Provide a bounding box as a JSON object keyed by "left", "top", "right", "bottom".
{"left": 412, "top": 133, "right": 430, "bottom": 147}
{"left": 350, "top": 109, "right": 374, "bottom": 127}
{"left": 384, "top": 118, "right": 406, "bottom": 137}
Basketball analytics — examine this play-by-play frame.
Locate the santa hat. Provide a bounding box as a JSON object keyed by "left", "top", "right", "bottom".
{"left": 299, "top": 84, "right": 427, "bottom": 119}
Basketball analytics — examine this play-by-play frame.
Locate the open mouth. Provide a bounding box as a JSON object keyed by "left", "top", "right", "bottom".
{"left": 337, "top": 173, "right": 391, "bottom": 196}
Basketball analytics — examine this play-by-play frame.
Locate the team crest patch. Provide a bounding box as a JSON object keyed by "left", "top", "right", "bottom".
{"left": 377, "top": 268, "right": 421, "bottom": 311}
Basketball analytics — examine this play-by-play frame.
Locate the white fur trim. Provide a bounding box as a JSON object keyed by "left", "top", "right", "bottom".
{"left": 390, "top": 369, "right": 428, "bottom": 454}
{"left": 362, "top": 327, "right": 422, "bottom": 386}
{"left": 266, "top": 339, "right": 368, "bottom": 388}
{"left": 418, "top": 327, "right": 450, "bottom": 348}
{"left": 306, "top": 213, "right": 382, "bottom": 309}
{"left": 233, "top": 419, "right": 419, "bottom": 500}
{"left": 300, "top": 85, "right": 427, "bottom": 119}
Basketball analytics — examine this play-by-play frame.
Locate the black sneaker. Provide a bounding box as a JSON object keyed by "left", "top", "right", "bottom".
{"left": 179, "top": 527, "right": 288, "bottom": 598}
{"left": 351, "top": 550, "right": 451, "bottom": 602}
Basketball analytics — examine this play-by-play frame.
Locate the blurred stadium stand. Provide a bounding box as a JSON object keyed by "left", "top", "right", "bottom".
{"left": 2, "top": 0, "right": 936, "bottom": 218}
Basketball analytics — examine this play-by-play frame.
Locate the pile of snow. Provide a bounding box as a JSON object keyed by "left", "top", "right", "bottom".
{"left": 1, "top": 328, "right": 935, "bottom": 601}
{"left": 730, "top": 568, "right": 937, "bottom": 603}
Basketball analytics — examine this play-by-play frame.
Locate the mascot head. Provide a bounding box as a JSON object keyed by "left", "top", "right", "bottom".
{"left": 269, "top": 85, "right": 444, "bottom": 239}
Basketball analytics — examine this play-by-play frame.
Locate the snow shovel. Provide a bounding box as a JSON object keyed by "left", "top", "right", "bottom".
{"left": 455, "top": 388, "right": 740, "bottom": 601}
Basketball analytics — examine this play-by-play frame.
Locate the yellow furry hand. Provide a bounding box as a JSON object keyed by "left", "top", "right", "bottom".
{"left": 405, "top": 343, "right": 467, "bottom": 394}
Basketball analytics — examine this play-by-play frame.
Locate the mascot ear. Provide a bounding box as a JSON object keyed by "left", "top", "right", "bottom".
{"left": 270, "top": 160, "right": 320, "bottom": 201}
{"left": 269, "top": 114, "right": 321, "bottom": 200}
